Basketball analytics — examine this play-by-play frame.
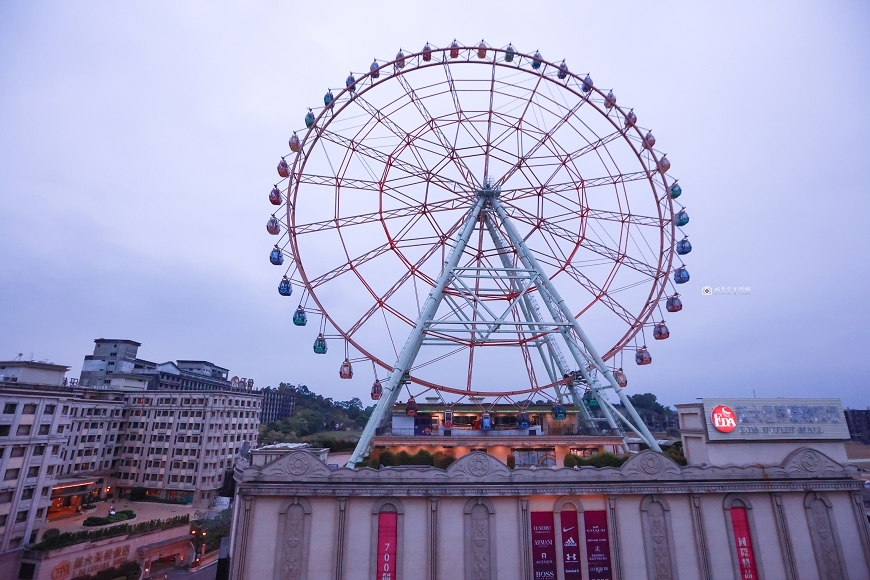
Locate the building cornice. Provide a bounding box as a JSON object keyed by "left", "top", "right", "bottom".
{"left": 234, "top": 446, "right": 861, "bottom": 499}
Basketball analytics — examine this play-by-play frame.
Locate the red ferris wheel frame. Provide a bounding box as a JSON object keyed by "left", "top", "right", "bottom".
{"left": 272, "top": 41, "right": 683, "bottom": 398}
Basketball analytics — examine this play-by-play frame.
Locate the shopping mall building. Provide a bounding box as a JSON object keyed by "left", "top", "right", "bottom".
{"left": 229, "top": 397, "right": 870, "bottom": 580}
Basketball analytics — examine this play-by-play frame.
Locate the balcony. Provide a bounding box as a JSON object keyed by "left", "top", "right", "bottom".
{"left": 379, "top": 426, "right": 546, "bottom": 437}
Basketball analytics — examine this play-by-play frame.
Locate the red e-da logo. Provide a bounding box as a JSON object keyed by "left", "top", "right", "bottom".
{"left": 711, "top": 405, "right": 737, "bottom": 433}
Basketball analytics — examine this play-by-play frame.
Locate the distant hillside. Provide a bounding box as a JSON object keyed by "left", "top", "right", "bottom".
{"left": 259, "top": 383, "right": 374, "bottom": 446}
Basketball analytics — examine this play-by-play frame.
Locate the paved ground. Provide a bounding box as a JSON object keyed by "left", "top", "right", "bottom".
{"left": 46, "top": 501, "right": 198, "bottom": 536}
{"left": 163, "top": 562, "right": 217, "bottom": 580}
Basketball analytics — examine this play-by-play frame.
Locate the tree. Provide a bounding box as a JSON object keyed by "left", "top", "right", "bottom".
{"left": 626, "top": 393, "right": 668, "bottom": 414}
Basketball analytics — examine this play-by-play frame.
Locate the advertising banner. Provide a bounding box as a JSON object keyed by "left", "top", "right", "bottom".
{"left": 584, "top": 510, "right": 613, "bottom": 580}
{"left": 702, "top": 398, "right": 848, "bottom": 441}
{"left": 530, "top": 511, "right": 557, "bottom": 579}
{"left": 559, "top": 511, "right": 582, "bottom": 580}
{"left": 376, "top": 512, "right": 398, "bottom": 580}
{"left": 730, "top": 507, "right": 759, "bottom": 580}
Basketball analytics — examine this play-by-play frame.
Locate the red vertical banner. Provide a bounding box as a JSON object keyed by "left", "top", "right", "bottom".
{"left": 530, "top": 511, "right": 557, "bottom": 579}
{"left": 584, "top": 510, "right": 613, "bottom": 580}
{"left": 730, "top": 507, "right": 759, "bottom": 580}
{"left": 559, "top": 511, "right": 583, "bottom": 580}
{"left": 376, "top": 512, "right": 398, "bottom": 580}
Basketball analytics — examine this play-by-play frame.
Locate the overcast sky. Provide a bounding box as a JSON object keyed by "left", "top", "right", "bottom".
{"left": 1, "top": 1, "right": 868, "bottom": 408}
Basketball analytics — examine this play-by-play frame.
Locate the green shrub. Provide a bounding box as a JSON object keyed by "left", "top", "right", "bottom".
{"left": 411, "top": 450, "right": 434, "bottom": 466}
{"left": 82, "top": 511, "right": 135, "bottom": 527}
{"left": 564, "top": 452, "right": 628, "bottom": 468}
{"left": 41, "top": 528, "right": 61, "bottom": 540}
{"left": 378, "top": 450, "right": 397, "bottom": 467}
{"left": 663, "top": 444, "right": 688, "bottom": 466}
{"left": 32, "top": 515, "right": 189, "bottom": 551}
{"left": 432, "top": 451, "right": 455, "bottom": 469}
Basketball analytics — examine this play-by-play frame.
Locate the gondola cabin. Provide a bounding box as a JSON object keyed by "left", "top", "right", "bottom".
{"left": 269, "top": 246, "right": 283, "bottom": 266}
{"left": 635, "top": 347, "right": 652, "bottom": 366}
{"left": 339, "top": 359, "right": 353, "bottom": 379}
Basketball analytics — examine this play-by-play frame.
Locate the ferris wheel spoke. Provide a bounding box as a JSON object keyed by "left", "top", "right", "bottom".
{"left": 353, "top": 94, "right": 446, "bottom": 181}
{"left": 499, "top": 169, "right": 653, "bottom": 203}
{"left": 318, "top": 129, "right": 469, "bottom": 198}
{"left": 509, "top": 190, "right": 664, "bottom": 229}
{"left": 306, "top": 241, "right": 390, "bottom": 288}
{"left": 395, "top": 73, "right": 480, "bottom": 189}
{"left": 505, "top": 202, "right": 659, "bottom": 279}
{"left": 561, "top": 263, "right": 636, "bottom": 324}
{"left": 348, "top": 215, "right": 462, "bottom": 335}
{"left": 495, "top": 97, "right": 584, "bottom": 188}
{"left": 291, "top": 196, "right": 470, "bottom": 236}
{"left": 483, "top": 58, "right": 498, "bottom": 179}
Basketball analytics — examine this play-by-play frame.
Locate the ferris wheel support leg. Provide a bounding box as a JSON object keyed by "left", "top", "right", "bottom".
{"left": 345, "top": 197, "right": 488, "bottom": 468}
{"left": 482, "top": 215, "right": 567, "bottom": 401}
{"left": 489, "top": 197, "right": 662, "bottom": 452}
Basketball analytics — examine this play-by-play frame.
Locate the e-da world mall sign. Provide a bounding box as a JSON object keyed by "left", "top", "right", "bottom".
{"left": 701, "top": 398, "right": 849, "bottom": 441}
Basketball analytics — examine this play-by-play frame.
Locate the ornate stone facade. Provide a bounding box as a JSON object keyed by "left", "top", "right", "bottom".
{"left": 229, "top": 448, "right": 870, "bottom": 579}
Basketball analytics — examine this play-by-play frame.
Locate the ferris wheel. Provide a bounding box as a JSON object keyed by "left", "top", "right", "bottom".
{"left": 264, "top": 40, "right": 692, "bottom": 463}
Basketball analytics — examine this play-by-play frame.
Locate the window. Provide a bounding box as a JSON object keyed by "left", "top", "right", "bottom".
{"left": 27, "top": 466, "right": 39, "bottom": 478}
{"left": 41, "top": 487, "right": 50, "bottom": 497}
{"left": 56, "top": 425, "right": 64, "bottom": 434}
{"left": 15, "top": 510, "right": 28, "bottom": 523}
{"left": 0, "top": 514, "right": 6, "bottom": 527}
{"left": 0, "top": 491, "right": 12, "bottom": 503}
{"left": 16, "top": 425, "right": 31, "bottom": 436}
{"left": 11, "top": 446, "right": 25, "bottom": 457}
{"left": 0, "top": 425, "right": 8, "bottom": 436}
{"left": 4, "top": 469, "right": 20, "bottom": 481}
{"left": 46, "top": 465, "right": 54, "bottom": 475}
{"left": 3, "top": 403, "right": 17, "bottom": 414}
{"left": 22, "top": 404, "right": 37, "bottom": 414}
{"left": 51, "top": 445, "right": 59, "bottom": 455}
{"left": 33, "top": 445, "right": 45, "bottom": 456}
{"left": 36, "top": 508, "right": 44, "bottom": 518}
{"left": 18, "top": 562, "right": 36, "bottom": 580}
{"left": 511, "top": 448, "right": 556, "bottom": 468}
{"left": 21, "top": 488, "right": 33, "bottom": 500}
{"left": 44, "top": 405, "right": 55, "bottom": 415}
{"left": 38, "top": 425, "right": 49, "bottom": 435}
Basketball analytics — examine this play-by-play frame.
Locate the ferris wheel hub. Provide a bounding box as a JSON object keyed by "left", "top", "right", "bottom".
{"left": 476, "top": 179, "right": 501, "bottom": 199}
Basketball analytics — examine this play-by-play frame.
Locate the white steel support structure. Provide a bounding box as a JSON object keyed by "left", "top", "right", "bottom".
{"left": 346, "top": 184, "right": 661, "bottom": 467}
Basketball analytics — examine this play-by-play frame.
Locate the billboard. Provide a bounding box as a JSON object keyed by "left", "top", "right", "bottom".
{"left": 701, "top": 398, "right": 848, "bottom": 441}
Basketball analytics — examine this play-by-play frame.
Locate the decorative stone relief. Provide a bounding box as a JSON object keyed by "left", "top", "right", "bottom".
{"left": 274, "top": 497, "right": 311, "bottom": 580}
{"left": 782, "top": 447, "right": 846, "bottom": 476}
{"left": 464, "top": 498, "right": 495, "bottom": 580}
{"left": 282, "top": 504, "right": 305, "bottom": 580}
{"left": 649, "top": 502, "right": 672, "bottom": 579}
{"left": 260, "top": 450, "right": 332, "bottom": 479}
{"left": 805, "top": 494, "right": 846, "bottom": 580}
{"left": 449, "top": 452, "right": 512, "bottom": 479}
{"left": 641, "top": 495, "right": 679, "bottom": 580}
{"left": 471, "top": 504, "right": 491, "bottom": 580}
{"left": 623, "top": 450, "right": 681, "bottom": 478}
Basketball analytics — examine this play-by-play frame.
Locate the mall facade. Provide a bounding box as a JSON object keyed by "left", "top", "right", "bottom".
{"left": 229, "top": 397, "right": 870, "bottom": 580}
